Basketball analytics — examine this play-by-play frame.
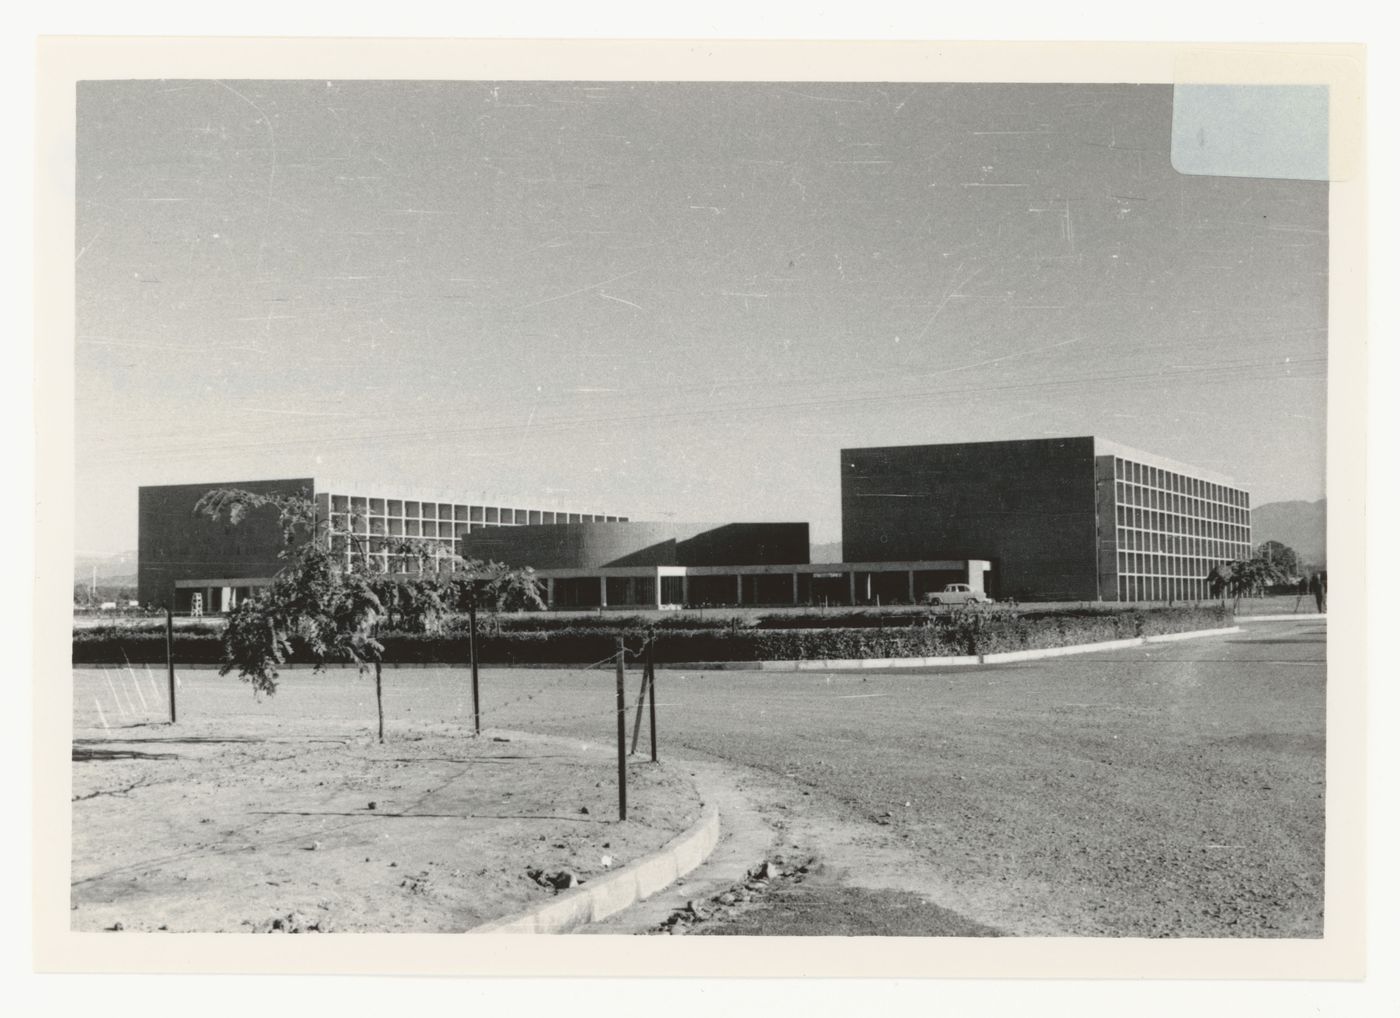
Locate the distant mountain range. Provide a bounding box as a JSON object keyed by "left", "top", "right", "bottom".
{"left": 1251, "top": 499, "right": 1326, "bottom": 568}
{"left": 74, "top": 550, "right": 137, "bottom": 588}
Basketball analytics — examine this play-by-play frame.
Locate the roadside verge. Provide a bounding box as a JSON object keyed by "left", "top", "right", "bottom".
{"left": 470, "top": 800, "right": 721, "bottom": 934}
{"left": 652, "top": 624, "right": 1242, "bottom": 672}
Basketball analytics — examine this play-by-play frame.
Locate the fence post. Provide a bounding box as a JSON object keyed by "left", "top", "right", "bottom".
{"left": 615, "top": 636, "right": 627, "bottom": 821}
{"left": 469, "top": 599, "right": 481, "bottom": 735}
{"left": 647, "top": 636, "right": 658, "bottom": 763}
{"left": 165, "top": 607, "right": 176, "bottom": 724}
{"left": 630, "top": 650, "right": 649, "bottom": 756}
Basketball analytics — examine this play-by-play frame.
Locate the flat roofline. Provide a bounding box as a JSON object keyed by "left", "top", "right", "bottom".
{"left": 316, "top": 479, "right": 626, "bottom": 519}
{"left": 467, "top": 520, "right": 807, "bottom": 531}
{"left": 174, "top": 577, "right": 277, "bottom": 588}
{"left": 137, "top": 476, "right": 626, "bottom": 519}
{"left": 1090, "top": 438, "right": 1244, "bottom": 490}
{"left": 840, "top": 435, "right": 1246, "bottom": 491}
{"left": 528, "top": 559, "right": 990, "bottom": 579}
{"left": 139, "top": 477, "right": 315, "bottom": 493}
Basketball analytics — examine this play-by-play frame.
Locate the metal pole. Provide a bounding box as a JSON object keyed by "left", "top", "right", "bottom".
{"left": 615, "top": 637, "right": 627, "bottom": 821}
{"left": 647, "top": 638, "right": 658, "bottom": 763}
{"left": 165, "top": 606, "right": 176, "bottom": 724}
{"left": 630, "top": 661, "right": 649, "bottom": 755}
{"left": 469, "top": 599, "right": 480, "bottom": 735}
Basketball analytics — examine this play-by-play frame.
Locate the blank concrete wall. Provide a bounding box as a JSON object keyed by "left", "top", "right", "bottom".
{"left": 841, "top": 438, "right": 1099, "bottom": 601}
{"left": 137, "top": 478, "right": 315, "bottom": 607}
{"left": 460, "top": 521, "right": 810, "bottom": 571}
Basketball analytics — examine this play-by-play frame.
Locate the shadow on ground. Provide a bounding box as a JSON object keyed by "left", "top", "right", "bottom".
{"left": 73, "top": 746, "right": 180, "bottom": 762}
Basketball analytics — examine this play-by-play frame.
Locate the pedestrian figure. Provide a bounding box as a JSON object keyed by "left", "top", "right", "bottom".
{"left": 1309, "top": 573, "right": 1326, "bottom": 614}
{"left": 1295, "top": 576, "right": 1308, "bottom": 613}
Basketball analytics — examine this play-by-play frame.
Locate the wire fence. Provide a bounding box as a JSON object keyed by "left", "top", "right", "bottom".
{"left": 73, "top": 636, "right": 663, "bottom": 822}
{"left": 73, "top": 638, "right": 662, "bottom": 744}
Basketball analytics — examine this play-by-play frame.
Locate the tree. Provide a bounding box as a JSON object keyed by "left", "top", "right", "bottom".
{"left": 1255, "top": 540, "right": 1300, "bottom": 581}
{"left": 198, "top": 488, "right": 387, "bottom": 735}
{"left": 444, "top": 560, "right": 547, "bottom": 631}
{"left": 195, "top": 488, "right": 543, "bottom": 742}
{"left": 1207, "top": 554, "right": 1286, "bottom": 610}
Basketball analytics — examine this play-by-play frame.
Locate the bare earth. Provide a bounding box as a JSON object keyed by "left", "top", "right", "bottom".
{"left": 73, "top": 619, "right": 1324, "bottom": 937}
{"left": 71, "top": 670, "right": 701, "bottom": 933}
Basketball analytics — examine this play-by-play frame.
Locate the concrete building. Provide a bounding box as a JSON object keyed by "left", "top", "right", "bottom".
{"left": 459, "top": 521, "right": 991, "bottom": 609}
{"left": 137, "top": 437, "right": 1247, "bottom": 612}
{"left": 137, "top": 477, "right": 626, "bottom": 612}
{"left": 842, "top": 436, "right": 1250, "bottom": 603}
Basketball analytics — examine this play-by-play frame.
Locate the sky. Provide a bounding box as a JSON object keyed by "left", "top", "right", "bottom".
{"left": 75, "top": 81, "right": 1328, "bottom": 553}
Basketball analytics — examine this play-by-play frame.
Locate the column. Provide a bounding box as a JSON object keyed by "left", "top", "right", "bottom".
{"left": 791, "top": 572, "right": 799, "bottom": 605}
{"left": 599, "top": 576, "right": 608, "bottom": 609}
{"left": 655, "top": 571, "right": 664, "bottom": 610}
{"left": 545, "top": 577, "right": 554, "bottom": 609}
{"left": 848, "top": 572, "right": 857, "bottom": 605}
{"left": 735, "top": 575, "right": 743, "bottom": 605}
{"left": 681, "top": 575, "right": 689, "bottom": 606}
{"left": 907, "top": 570, "right": 915, "bottom": 604}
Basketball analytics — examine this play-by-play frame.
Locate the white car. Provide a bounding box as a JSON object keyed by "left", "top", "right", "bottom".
{"left": 923, "top": 583, "right": 994, "bottom": 606}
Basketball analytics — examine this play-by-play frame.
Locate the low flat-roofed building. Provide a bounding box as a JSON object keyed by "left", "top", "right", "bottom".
{"left": 459, "top": 520, "right": 991, "bottom": 609}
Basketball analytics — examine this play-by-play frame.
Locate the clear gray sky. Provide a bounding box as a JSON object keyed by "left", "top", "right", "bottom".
{"left": 76, "top": 81, "right": 1327, "bottom": 553}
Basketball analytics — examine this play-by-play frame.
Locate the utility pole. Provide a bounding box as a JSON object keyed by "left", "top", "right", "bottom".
{"left": 165, "top": 606, "right": 176, "bottom": 724}
{"left": 615, "top": 637, "right": 627, "bottom": 821}
{"left": 469, "top": 597, "right": 480, "bottom": 735}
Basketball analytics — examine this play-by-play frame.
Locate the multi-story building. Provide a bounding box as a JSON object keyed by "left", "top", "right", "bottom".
{"left": 137, "top": 476, "right": 626, "bottom": 612}
{"left": 136, "top": 437, "right": 1249, "bottom": 612}
{"left": 842, "top": 436, "right": 1250, "bottom": 603}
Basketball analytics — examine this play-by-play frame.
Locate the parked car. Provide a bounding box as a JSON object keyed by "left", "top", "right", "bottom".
{"left": 922, "top": 583, "right": 994, "bottom": 606}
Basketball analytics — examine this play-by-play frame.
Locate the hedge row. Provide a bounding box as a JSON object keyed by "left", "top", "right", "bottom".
{"left": 466, "top": 610, "right": 938, "bottom": 633}
{"left": 73, "top": 605, "right": 1232, "bottom": 666}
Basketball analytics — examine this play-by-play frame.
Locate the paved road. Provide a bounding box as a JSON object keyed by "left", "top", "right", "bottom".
{"left": 518, "top": 620, "right": 1327, "bottom": 936}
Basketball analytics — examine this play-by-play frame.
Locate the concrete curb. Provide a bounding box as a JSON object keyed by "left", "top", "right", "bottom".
{"left": 654, "top": 625, "right": 1241, "bottom": 672}
{"left": 469, "top": 801, "right": 721, "bottom": 935}
{"left": 1238, "top": 614, "right": 1327, "bottom": 623}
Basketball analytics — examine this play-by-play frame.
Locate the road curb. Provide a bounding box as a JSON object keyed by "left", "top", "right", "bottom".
{"left": 1237, "top": 614, "right": 1327, "bottom": 623}
{"left": 653, "top": 625, "right": 1241, "bottom": 672}
{"left": 469, "top": 800, "right": 721, "bottom": 935}
{"left": 1140, "top": 626, "right": 1243, "bottom": 644}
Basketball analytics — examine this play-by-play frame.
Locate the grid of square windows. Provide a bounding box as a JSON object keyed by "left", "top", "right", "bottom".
{"left": 320, "top": 492, "right": 625, "bottom": 575}
{"left": 1111, "top": 457, "right": 1250, "bottom": 602}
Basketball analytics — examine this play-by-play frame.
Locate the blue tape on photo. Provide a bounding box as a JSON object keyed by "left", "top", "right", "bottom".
{"left": 1171, "top": 84, "right": 1329, "bottom": 181}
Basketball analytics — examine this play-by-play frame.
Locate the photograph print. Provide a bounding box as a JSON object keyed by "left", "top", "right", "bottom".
{"left": 59, "top": 53, "right": 1350, "bottom": 962}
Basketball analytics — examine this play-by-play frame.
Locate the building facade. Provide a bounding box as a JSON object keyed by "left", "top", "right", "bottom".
{"left": 459, "top": 521, "right": 991, "bottom": 610}
{"left": 137, "top": 437, "right": 1248, "bottom": 612}
{"left": 137, "top": 477, "right": 626, "bottom": 612}
{"left": 842, "top": 436, "right": 1250, "bottom": 603}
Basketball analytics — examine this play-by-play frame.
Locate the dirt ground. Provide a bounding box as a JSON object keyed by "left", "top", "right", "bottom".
{"left": 73, "top": 620, "right": 1324, "bottom": 937}
{"left": 489, "top": 621, "right": 1327, "bottom": 937}
{"left": 70, "top": 670, "right": 701, "bottom": 933}
{"left": 641, "top": 620, "right": 1327, "bottom": 937}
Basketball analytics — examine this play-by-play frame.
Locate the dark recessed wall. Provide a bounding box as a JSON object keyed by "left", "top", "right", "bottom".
{"left": 459, "top": 521, "right": 811, "bottom": 570}
{"left": 841, "top": 438, "right": 1100, "bottom": 601}
{"left": 137, "top": 478, "right": 315, "bottom": 607}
